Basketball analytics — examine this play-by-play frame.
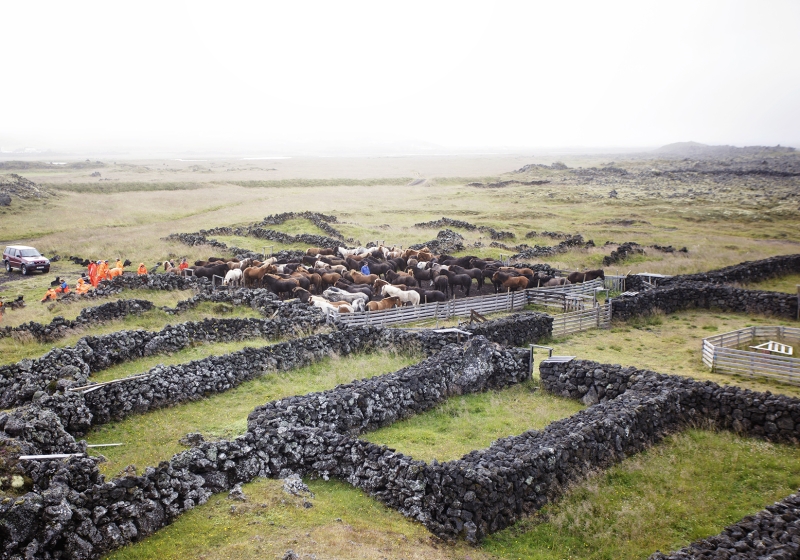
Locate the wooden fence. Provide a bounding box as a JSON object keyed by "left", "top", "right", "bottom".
{"left": 702, "top": 326, "right": 800, "bottom": 386}
{"left": 551, "top": 303, "right": 612, "bottom": 337}
{"left": 336, "top": 279, "right": 608, "bottom": 333}
{"left": 335, "top": 290, "right": 530, "bottom": 327}
{"left": 604, "top": 275, "right": 626, "bottom": 292}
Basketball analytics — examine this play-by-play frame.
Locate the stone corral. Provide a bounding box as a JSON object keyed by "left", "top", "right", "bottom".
{"left": 0, "top": 302, "right": 326, "bottom": 410}
{"left": 3, "top": 249, "right": 800, "bottom": 558}
{"left": 0, "top": 337, "right": 529, "bottom": 559}
{"left": 612, "top": 281, "right": 799, "bottom": 321}
{"left": 539, "top": 359, "right": 800, "bottom": 443}
{"left": 2, "top": 318, "right": 800, "bottom": 557}
{"left": 166, "top": 211, "right": 351, "bottom": 257}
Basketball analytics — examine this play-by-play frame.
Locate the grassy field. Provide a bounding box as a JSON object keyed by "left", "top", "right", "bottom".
{"left": 483, "top": 428, "right": 800, "bottom": 560}
{"left": 362, "top": 381, "right": 584, "bottom": 462}
{"left": 2, "top": 154, "right": 799, "bottom": 559}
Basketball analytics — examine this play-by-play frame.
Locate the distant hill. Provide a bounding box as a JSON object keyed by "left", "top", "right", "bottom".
{"left": 655, "top": 142, "right": 795, "bottom": 158}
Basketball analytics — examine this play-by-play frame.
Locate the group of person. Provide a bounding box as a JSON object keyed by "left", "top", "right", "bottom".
{"left": 39, "top": 257, "right": 184, "bottom": 303}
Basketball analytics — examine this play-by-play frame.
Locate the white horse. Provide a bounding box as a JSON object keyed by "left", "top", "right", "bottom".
{"left": 223, "top": 269, "right": 242, "bottom": 287}
{"left": 323, "top": 287, "right": 369, "bottom": 306}
{"left": 381, "top": 284, "right": 420, "bottom": 306}
{"left": 309, "top": 296, "right": 354, "bottom": 313}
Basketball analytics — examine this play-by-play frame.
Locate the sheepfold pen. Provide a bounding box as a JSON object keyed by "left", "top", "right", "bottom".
{"left": 702, "top": 326, "right": 800, "bottom": 386}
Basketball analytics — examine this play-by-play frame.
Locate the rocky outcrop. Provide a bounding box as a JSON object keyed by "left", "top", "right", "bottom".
{"left": 0, "top": 174, "right": 49, "bottom": 199}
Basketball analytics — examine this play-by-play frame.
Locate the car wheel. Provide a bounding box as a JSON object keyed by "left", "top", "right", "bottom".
{"left": 43, "top": 267, "right": 50, "bottom": 274}
{"left": 4, "top": 261, "right": 9, "bottom": 273}
{"left": 21, "top": 264, "right": 28, "bottom": 276}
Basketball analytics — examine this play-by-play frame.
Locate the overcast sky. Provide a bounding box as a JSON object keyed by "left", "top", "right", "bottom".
{"left": 3, "top": 1, "right": 799, "bottom": 154}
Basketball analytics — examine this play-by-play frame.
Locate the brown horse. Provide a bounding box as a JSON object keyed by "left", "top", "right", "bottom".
{"left": 306, "top": 247, "right": 335, "bottom": 256}
{"left": 319, "top": 272, "right": 342, "bottom": 290}
{"left": 348, "top": 270, "right": 379, "bottom": 285}
{"left": 567, "top": 269, "right": 605, "bottom": 284}
{"left": 242, "top": 264, "right": 276, "bottom": 287}
{"left": 492, "top": 271, "right": 528, "bottom": 292}
{"left": 366, "top": 296, "right": 401, "bottom": 312}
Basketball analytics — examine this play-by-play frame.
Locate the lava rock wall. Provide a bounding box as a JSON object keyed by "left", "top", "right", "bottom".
{"left": 611, "top": 281, "right": 798, "bottom": 320}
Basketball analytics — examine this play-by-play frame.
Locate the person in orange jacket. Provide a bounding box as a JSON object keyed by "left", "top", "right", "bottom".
{"left": 115, "top": 258, "right": 124, "bottom": 269}
{"left": 137, "top": 263, "right": 148, "bottom": 276}
{"left": 97, "top": 260, "right": 109, "bottom": 282}
{"left": 179, "top": 258, "right": 189, "bottom": 271}
{"left": 87, "top": 261, "right": 98, "bottom": 287}
{"left": 41, "top": 287, "right": 58, "bottom": 302}
{"left": 76, "top": 276, "right": 91, "bottom": 294}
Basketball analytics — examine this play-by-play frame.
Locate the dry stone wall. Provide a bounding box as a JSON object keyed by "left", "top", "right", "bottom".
{"left": 0, "top": 300, "right": 154, "bottom": 343}
{"left": 662, "top": 253, "right": 800, "bottom": 286}
{"left": 612, "top": 281, "right": 798, "bottom": 321}
{"left": 3, "top": 330, "right": 800, "bottom": 558}
{"left": 0, "top": 337, "right": 528, "bottom": 559}
{"left": 0, "top": 306, "right": 326, "bottom": 410}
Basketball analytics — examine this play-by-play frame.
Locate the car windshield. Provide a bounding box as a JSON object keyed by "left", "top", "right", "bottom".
{"left": 19, "top": 249, "right": 41, "bottom": 257}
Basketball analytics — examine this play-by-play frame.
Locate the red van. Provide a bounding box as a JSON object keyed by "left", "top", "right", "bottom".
{"left": 3, "top": 245, "right": 51, "bottom": 275}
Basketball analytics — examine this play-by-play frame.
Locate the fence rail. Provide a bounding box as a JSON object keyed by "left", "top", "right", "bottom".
{"left": 336, "top": 279, "right": 606, "bottom": 329}
{"left": 604, "top": 275, "right": 626, "bottom": 292}
{"left": 551, "top": 303, "right": 612, "bottom": 337}
{"left": 702, "top": 326, "right": 800, "bottom": 386}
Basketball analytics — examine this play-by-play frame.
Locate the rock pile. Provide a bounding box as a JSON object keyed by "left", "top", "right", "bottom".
{"left": 409, "top": 229, "right": 465, "bottom": 254}
{"left": 511, "top": 235, "right": 587, "bottom": 260}
{"left": 603, "top": 241, "right": 645, "bottom": 266}
{"left": 0, "top": 173, "right": 49, "bottom": 199}
{"left": 414, "top": 217, "right": 478, "bottom": 230}
{"left": 256, "top": 211, "right": 345, "bottom": 240}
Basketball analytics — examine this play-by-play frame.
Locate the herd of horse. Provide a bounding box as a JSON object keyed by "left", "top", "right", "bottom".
{"left": 171, "top": 245, "right": 605, "bottom": 314}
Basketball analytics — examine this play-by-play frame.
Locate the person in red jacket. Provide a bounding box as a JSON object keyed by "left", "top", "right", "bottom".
{"left": 179, "top": 258, "right": 189, "bottom": 271}
{"left": 87, "top": 261, "right": 98, "bottom": 287}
